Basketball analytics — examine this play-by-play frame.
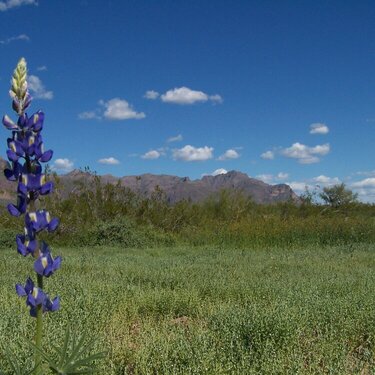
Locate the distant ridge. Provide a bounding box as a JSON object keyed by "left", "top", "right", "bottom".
{"left": 0, "top": 159, "right": 299, "bottom": 204}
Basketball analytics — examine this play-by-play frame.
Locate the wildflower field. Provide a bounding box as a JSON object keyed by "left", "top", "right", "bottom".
{"left": 0, "top": 243, "right": 374, "bottom": 374}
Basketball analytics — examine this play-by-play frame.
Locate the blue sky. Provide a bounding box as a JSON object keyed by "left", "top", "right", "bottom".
{"left": 1, "top": 0, "right": 375, "bottom": 201}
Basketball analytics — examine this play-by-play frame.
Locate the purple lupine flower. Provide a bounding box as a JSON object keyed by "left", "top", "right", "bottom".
{"left": 4, "top": 160, "right": 22, "bottom": 181}
{"left": 34, "top": 242, "right": 62, "bottom": 277}
{"left": 7, "top": 193, "right": 27, "bottom": 216}
{"left": 4, "top": 58, "right": 61, "bottom": 320}
{"left": 19, "top": 173, "right": 54, "bottom": 196}
{"left": 25, "top": 210, "right": 59, "bottom": 234}
{"left": 16, "top": 234, "right": 38, "bottom": 256}
{"left": 16, "top": 277, "right": 60, "bottom": 317}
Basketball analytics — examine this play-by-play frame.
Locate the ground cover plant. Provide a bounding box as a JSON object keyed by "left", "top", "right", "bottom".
{"left": 0, "top": 244, "right": 374, "bottom": 374}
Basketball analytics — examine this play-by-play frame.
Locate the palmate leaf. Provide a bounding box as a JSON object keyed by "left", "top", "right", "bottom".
{"left": 28, "top": 327, "right": 105, "bottom": 374}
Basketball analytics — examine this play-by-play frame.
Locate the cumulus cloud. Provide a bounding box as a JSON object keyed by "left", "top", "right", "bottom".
{"left": 141, "top": 150, "right": 161, "bottom": 160}
{"left": 172, "top": 145, "right": 214, "bottom": 162}
{"left": 52, "top": 158, "right": 74, "bottom": 172}
{"left": 352, "top": 178, "right": 375, "bottom": 188}
{"left": 0, "top": 34, "right": 29, "bottom": 45}
{"left": 144, "top": 90, "right": 159, "bottom": 100}
{"left": 310, "top": 123, "right": 329, "bottom": 135}
{"left": 160, "top": 87, "right": 222, "bottom": 105}
{"left": 261, "top": 150, "right": 274, "bottom": 160}
{"left": 167, "top": 134, "right": 183, "bottom": 143}
{"left": 98, "top": 157, "right": 120, "bottom": 165}
{"left": 284, "top": 175, "right": 342, "bottom": 196}
{"left": 28, "top": 75, "right": 53, "bottom": 100}
{"left": 281, "top": 142, "right": 330, "bottom": 164}
{"left": 287, "top": 181, "right": 310, "bottom": 193}
{"left": 100, "top": 98, "right": 145, "bottom": 120}
{"left": 37, "top": 65, "right": 47, "bottom": 71}
{"left": 349, "top": 178, "right": 375, "bottom": 202}
{"left": 256, "top": 172, "right": 289, "bottom": 184}
{"left": 218, "top": 149, "right": 240, "bottom": 161}
{"left": 0, "top": 0, "right": 37, "bottom": 12}
{"left": 312, "top": 175, "right": 340, "bottom": 185}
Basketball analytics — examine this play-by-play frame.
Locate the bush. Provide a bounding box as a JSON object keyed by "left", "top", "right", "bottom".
{"left": 75, "top": 218, "right": 176, "bottom": 248}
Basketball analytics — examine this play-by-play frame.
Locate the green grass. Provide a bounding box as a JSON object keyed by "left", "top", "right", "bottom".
{"left": 0, "top": 244, "right": 374, "bottom": 374}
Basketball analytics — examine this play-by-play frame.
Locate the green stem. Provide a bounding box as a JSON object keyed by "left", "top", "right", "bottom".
{"left": 35, "top": 274, "right": 43, "bottom": 375}
{"left": 25, "top": 156, "right": 43, "bottom": 374}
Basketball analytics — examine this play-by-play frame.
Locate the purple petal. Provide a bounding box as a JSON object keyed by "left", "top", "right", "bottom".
{"left": 4, "top": 168, "right": 16, "bottom": 181}
{"left": 18, "top": 182, "right": 27, "bottom": 195}
{"left": 2, "top": 115, "right": 18, "bottom": 130}
{"left": 16, "top": 284, "right": 26, "bottom": 296}
{"left": 29, "top": 307, "right": 37, "bottom": 318}
{"left": 30, "top": 111, "right": 44, "bottom": 132}
{"left": 48, "top": 218, "right": 59, "bottom": 232}
{"left": 28, "top": 240, "right": 38, "bottom": 255}
{"left": 25, "top": 278, "right": 34, "bottom": 294}
{"left": 51, "top": 297, "right": 60, "bottom": 312}
{"left": 12, "top": 100, "right": 20, "bottom": 114}
{"left": 6, "top": 149, "right": 19, "bottom": 162}
{"left": 40, "top": 181, "right": 53, "bottom": 195}
{"left": 7, "top": 203, "right": 21, "bottom": 217}
{"left": 34, "top": 288, "right": 45, "bottom": 305}
{"left": 16, "top": 235, "right": 27, "bottom": 256}
{"left": 53, "top": 256, "right": 62, "bottom": 271}
{"left": 26, "top": 294, "right": 36, "bottom": 307}
{"left": 40, "top": 149, "right": 53, "bottom": 162}
{"left": 34, "top": 257, "right": 45, "bottom": 276}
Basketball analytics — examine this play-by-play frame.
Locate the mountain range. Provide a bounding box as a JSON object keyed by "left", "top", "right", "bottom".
{"left": 0, "top": 158, "right": 299, "bottom": 204}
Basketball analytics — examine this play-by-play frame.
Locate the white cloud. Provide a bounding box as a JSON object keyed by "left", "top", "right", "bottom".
{"left": 173, "top": 145, "right": 214, "bottom": 162}
{"left": 202, "top": 168, "right": 228, "bottom": 177}
{"left": 167, "top": 134, "right": 183, "bottom": 143}
{"left": 78, "top": 111, "right": 101, "bottom": 120}
{"left": 310, "top": 123, "right": 329, "bottom": 135}
{"left": 352, "top": 178, "right": 375, "bottom": 188}
{"left": 0, "top": 0, "right": 37, "bottom": 11}
{"left": 281, "top": 142, "right": 330, "bottom": 164}
{"left": 349, "top": 178, "right": 375, "bottom": 203}
{"left": 218, "top": 149, "right": 240, "bottom": 161}
{"left": 98, "top": 157, "right": 120, "bottom": 165}
{"left": 37, "top": 65, "right": 47, "bottom": 71}
{"left": 100, "top": 98, "right": 145, "bottom": 120}
{"left": 287, "top": 181, "right": 311, "bottom": 193}
{"left": 261, "top": 150, "right": 274, "bottom": 160}
{"left": 161, "top": 87, "right": 222, "bottom": 105}
{"left": 256, "top": 172, "right": 289, "bottom": 184}
{"left": 209, "top": 94, "right": 223, "bottom": 104}
{"left": 144, "top": 90, "right": 159, "bottom": 100}
{"left": 256, "top": 174, "right": 274, "bottom": 184}
{"left": 312, "top": 175, "right": 340, "bottom": 185}
{"left": 28, "top": 75, "right": 53, "bottom": 100}
{"left": 52, "top": 158, "right": 74, "bottom": 172}
{"left": 277, "top": 172, "right": 289, "bottom": 180}
{"left": 141, "top": 150, "right": 161, "bottom": 160}
{"left": 0, "top": 34, "right": 30, "bottom": 45}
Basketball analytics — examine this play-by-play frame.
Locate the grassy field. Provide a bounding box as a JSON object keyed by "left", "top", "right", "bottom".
{"left": 0, "top": 244, "right": 374, "bottom": 374}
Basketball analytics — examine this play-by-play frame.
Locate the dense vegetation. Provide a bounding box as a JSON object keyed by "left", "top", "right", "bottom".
{"left": 1, "top": 172, "right": 374, "bottom": 249}
{"left": 0, "top": 244, "right": 374, "bottom": 374}
{"left": 0, "top": 175, "right": 374, "bottom": 373}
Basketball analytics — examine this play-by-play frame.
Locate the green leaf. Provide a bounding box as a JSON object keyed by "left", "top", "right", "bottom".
{"left": 28, "top": 327, "right": 105, "bottom": 375}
